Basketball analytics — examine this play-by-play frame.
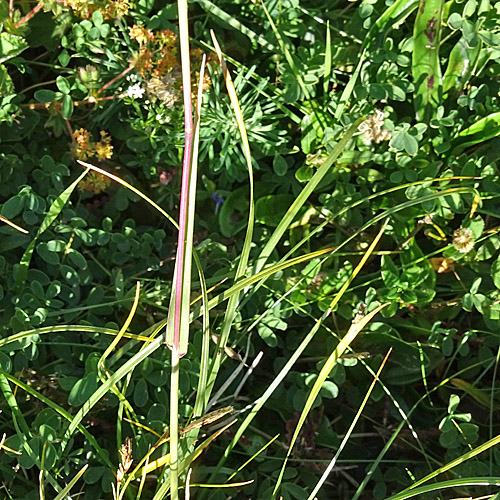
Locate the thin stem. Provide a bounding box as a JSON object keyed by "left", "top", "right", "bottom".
{"left": 97, "top": 64, "right": 135, "bottom": 95}
{"left": 14, "top": 1, "right": 43, "bottom": 28}
{"left": 24, "top": 94, "right": 125, "bottom": 111}
{"left": 170, "top": 345, "right": 180, "bottom": 500}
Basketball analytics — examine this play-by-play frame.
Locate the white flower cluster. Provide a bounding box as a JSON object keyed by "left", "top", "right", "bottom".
{"left": 126, "top": 83, "right": 145, "bottom": 99}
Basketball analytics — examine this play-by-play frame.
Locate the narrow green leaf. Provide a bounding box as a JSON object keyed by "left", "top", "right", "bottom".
{"left": 53, "top": 465, "right": 89, "bottom": 500}
{"left": 165, "top": 55, "right": 205, "bottom": 357}
{"left": 273, "top": 226, "right": 389, "bottom": 497}
{"left": 452, "top": 112, "right": 500, "bottom": 153}
{"left": 412, "top": 0, "right": 445, "bottom": 120}
{"left": 0, "top": 368, "right": 113, "bottom": 469}
{"left": 14, "top": 169, "right": 89, "bottom": 292}
{"left": 254, "top": 118, "right": 362, "bottom": 273}
{"left": 387, "top": 477, "right": 500, "bottom": 500}
{"left": 197, "top": 0, "right": 275, "bottom": 51}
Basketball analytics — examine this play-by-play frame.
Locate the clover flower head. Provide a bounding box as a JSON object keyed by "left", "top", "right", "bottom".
{"left": 453, "top": 227, "right": 475, "bottom": 254}
{"left": 359, "top": 109, "right": 392, "bottom": 144}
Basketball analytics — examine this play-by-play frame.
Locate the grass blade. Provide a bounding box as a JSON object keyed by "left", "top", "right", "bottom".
{"left": 272, "top": 222, "right": 389, "bottom": 496}
{"left": 204, "top": 31, "right": 255, "bottom": 403}
{"left": 387, "top": 477, "right": 500, "bottom": 500}
{"left": 14, "top": 168, "right": 89, "bottom": 291}
{"left": 306, "top": 349, "right": 392, "bottom": 500}
{"left": 197, "top": 0, "right": 275, "bottom": 51}
{"left": 452, "top": 111, "right": 500, "bottom": 154}
{"left": 253, "top": 118, "right": 363, "bottom": 273}
{"left": 52, "top": 464, "right": 89, "bottom": 500}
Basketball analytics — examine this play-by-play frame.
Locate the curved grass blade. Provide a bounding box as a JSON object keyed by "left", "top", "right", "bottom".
{"left": 204, "top": 31, "right": 255, "bottom": 401}
{"left": 402, "top": 433, "right": 500, "bottom": 492}
{"left": 97, "top": 282, "right": 141, "bottom": 447}
{"left": 272, "top": 221, "right": 389, "bottom": 496}
{"left": 59, "top": 332, "right": 163, "bottom": 455}
{"left": 77, "top": 160, "right": 177, "bottom": 228}
{"left": 52, "top": 464, "right": 89, "bottom": 500}
{"left": 0, "top": 325, "right": 150, "bottom": 349}
{"left": 412, "top": 0, "right": 445, "bottom": 120}
{"left": 306, "top": 349, "right": 392, "bottom": 500}
{"left": 0, "top": 367, "right": 114, "bottom": 469}
{"left": 387, "top": 477, "right": 500, "bottom": 500}
{"left": 14, "top": 168, "right": 89, "bottom": 292}
{"left": 253, "top": 118, "right": 363, "bottom": 274}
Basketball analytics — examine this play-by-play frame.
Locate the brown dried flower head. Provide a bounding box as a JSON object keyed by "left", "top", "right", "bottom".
{"left": 453, "top": 227, "right": 475, "bottom": 254}
{"left": 358, "top": 109, "right": 392, "bottom": 144}
{"left": 117, "top": 437, "right": 133, "bottom": 484}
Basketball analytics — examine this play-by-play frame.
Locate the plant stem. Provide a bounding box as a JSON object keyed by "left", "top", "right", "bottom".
{"left": 170, "top": 345, "right": 180, "bottom": 500}
{"left": 14, "top": 1, "right": 43, "bottom": 28}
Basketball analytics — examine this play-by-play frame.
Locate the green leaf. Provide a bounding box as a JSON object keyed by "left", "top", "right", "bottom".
{"left": 390, "top": 129, "right": 419, "bottom": 155}
{"left": 0, "top": 63, "right": 13, "bottom": 96}
{"left": 273, "top": 153, "right": 288, "bottom": 176}
{"left": 452, "top": 112, "right": 500, "bottom": 153}
{"left": 34, "top": 89, "right": 58, "bottom": 103}
{"left": 1, "top": 194, "right": 24, "bottom": 218}
{"left": 412, "top": 0, "right": 445, "bottom": 120}
{"left": 0, "top": 32, "right": 28, "bottom": 63}
{"left": 62, "top": 94, "right": 73, "bottom": 119}
{"left": 478, "top": 30, "right": 500, "bottom": 47}
{"left": 56, "top": 75, "right": 71, "bottom": 94}
{"left": 218, "top": 185, "right": 249, "bottom": 237}
{"left": 491, "top": 255, "right": 500, "bottom": 289}
{"left": 68, "top": 374, "right": 98, "bottom": 406}
{"left": 133, "top": 378, "right": 149, "bottom": 407}
{"left": 14, "top": 169, "right": 88, "bottom": 291}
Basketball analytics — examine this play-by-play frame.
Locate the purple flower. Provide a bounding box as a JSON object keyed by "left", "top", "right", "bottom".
{"left": 212, "top": 192, "right": 224, "bottom": 214}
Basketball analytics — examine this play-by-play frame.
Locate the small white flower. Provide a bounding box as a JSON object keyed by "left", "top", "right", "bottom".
{"left": 127, "top": 73, "right": 139, "bottom": 83}
{"left": 126, "top": 83, "right": 145, "bottom": 99}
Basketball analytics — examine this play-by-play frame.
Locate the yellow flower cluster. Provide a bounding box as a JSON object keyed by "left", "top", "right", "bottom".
{"left": 129, "top": 25, "right": 178, "bottom": 79}
{"left": 72, "top": 128, "right": 113, "bottom": 161}
{"left": 78, "top": 171, "right": 111, "bottom": 194}
{"left": 64, "top": 0, "right": 129, "bottom": 19}
{"left": 72, "top": 129, "right": 113, "bottom": 194}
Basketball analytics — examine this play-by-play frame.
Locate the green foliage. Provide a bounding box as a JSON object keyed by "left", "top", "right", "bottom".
{"left": 1, "top": 0, "right": 500, "bottom": 499}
